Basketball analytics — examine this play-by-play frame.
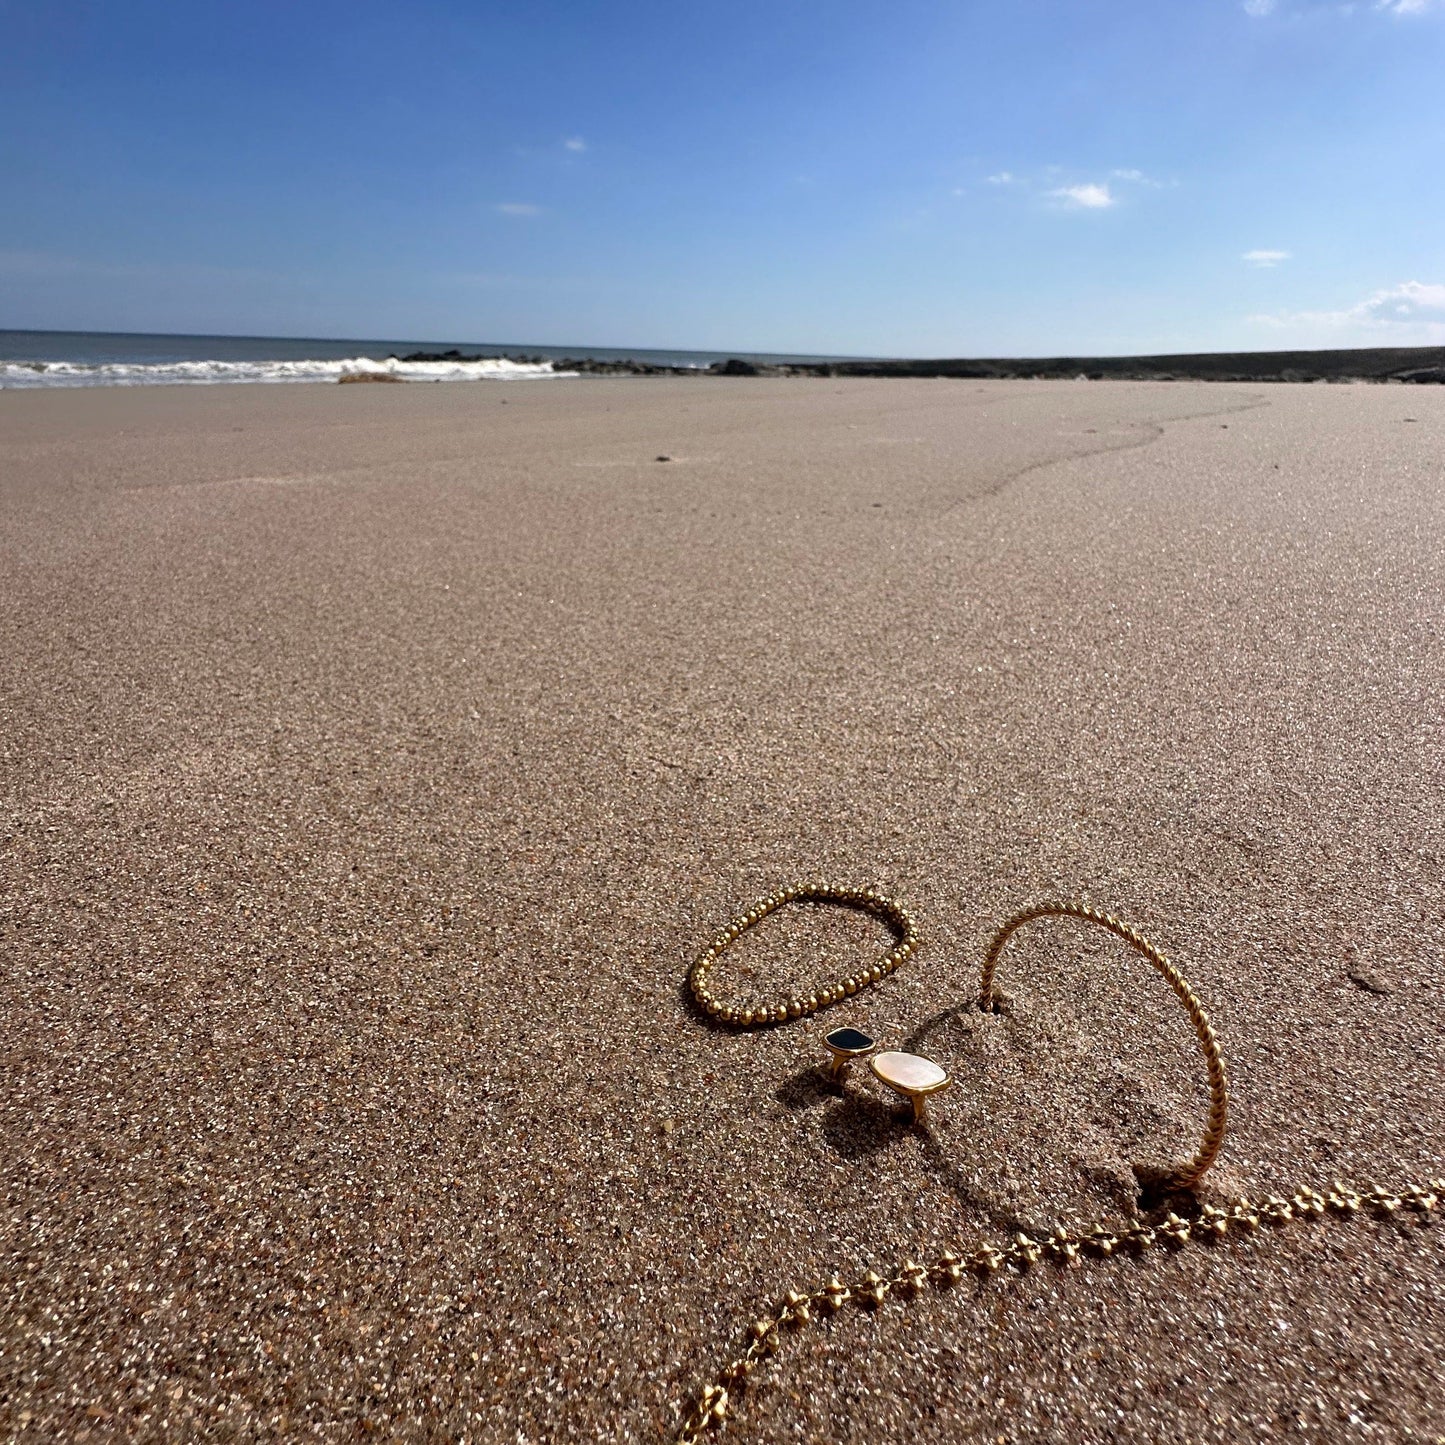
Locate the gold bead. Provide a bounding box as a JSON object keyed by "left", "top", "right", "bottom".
{"left": 860, "top": 1270, "right": 888, "bottom": 1307}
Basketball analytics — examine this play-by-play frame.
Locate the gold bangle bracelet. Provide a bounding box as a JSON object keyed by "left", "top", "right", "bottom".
{"left": 980, "top": 899, "right": 1228, "bottom": 1190}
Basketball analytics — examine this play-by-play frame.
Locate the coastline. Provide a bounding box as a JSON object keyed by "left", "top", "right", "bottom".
{"left": 453, "top": 342, "right": 1445, "bottom": 384}
{"left": 5, "top": 331, "right": 1445, "bottom": 389}
{"left": 3, "top": 378, "right": 1442, "bottom": 1442}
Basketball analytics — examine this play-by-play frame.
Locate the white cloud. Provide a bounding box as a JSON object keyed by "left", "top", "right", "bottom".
{"left": 1050, "top": 183, "right": 1115, "bottom": 210}
{"left": 1250, "top": 280, "right": 1445, "bottom": 344}
{"left": 1354, "top": 279, "right": 1445, "bottom": 320}
{"left": 985, "top": 168, "right": 1162, "bottom": 204}
{"left": 1243, "top": 249, "right": 1292, "bottom": 266}
{"left": 563, "top": 136, "right": 587, "bottom": 152}
{"left": 1110, "top": 167, "right": 1171, "bottom": 188}
{"left": 1250, "top": 0, "right": 1438, "bottom": 13}
{"left": 495, "top": 202, "right": 541, "bottom": 217}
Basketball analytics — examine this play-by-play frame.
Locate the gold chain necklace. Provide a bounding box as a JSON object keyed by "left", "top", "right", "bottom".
{"left": 679, "top": 888, "right": 1443, "bottom": 1443}
{"left": 676, "top": 1176, "right": 1444, "bottom": 1443}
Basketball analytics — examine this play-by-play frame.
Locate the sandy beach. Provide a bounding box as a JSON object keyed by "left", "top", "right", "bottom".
{"left": 2, "top": 376, "right": 1442, "bottom": 1442}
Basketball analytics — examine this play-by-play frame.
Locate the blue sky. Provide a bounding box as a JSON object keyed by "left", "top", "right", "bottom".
{"left": 2, "top": 0, "right": 1442, "bottom": 356}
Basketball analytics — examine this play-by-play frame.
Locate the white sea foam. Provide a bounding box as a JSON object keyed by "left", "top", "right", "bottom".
{"left": 0, "top": 355, "right": 572, "bottom": 388}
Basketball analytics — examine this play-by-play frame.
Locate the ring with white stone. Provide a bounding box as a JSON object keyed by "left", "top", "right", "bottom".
{"left": 868, "top": 1050, "right": 952, "bottom": 1125}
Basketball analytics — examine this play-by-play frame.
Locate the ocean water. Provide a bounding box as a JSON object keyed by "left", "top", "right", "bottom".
{"left": 0, "top": 331, "right": 864, "bottom": 389}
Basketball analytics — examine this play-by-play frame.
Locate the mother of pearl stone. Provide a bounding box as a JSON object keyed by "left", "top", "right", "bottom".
{"left": 870, "top": 1050, "right": 949, "bottom": 1094}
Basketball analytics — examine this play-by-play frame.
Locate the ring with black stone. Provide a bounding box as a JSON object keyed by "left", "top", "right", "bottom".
{"left": 822, "top": 1026, "right": 877, "bottom": 1082}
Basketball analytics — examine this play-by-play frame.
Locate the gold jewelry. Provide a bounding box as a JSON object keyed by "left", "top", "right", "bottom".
{"left": 979, "top": 900, "right": 1227, "bottom": 1191}
{"left": 676, "top": 896, "right": 1439, "bottom": 1443}
{"left": 869, "top": 1050, "right": 952, "bottom": 1124}
{"left": 674, "top": 1176, "right": 1444, "bottom": 1443}
{"left": 689, "top": 882, "right": 919, "bottom": 1028}
{"left": 821, "top": 1026, "right": 877, "bottom": 1082}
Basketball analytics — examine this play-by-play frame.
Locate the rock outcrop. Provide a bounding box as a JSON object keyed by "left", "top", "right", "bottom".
{"left": 385, "top": 345, "right": 1445, "bottom": 385}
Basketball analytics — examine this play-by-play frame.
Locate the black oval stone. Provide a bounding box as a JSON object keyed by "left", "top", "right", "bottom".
{"left": 825, "top": 1027, "right": 875, "bottom": 1053}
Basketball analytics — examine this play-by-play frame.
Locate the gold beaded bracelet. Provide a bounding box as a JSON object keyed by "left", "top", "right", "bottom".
{"left": 688, "top": 882, "right": 920, "bottom": 1027}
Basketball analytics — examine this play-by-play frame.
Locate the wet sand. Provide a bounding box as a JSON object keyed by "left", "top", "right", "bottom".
{"left": 2, "top": 377, "right": 1442, "bottom": 1442}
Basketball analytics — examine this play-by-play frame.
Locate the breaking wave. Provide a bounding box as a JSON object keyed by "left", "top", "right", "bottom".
{"left": 0, "top": 355, "right": 571, "bottom": 388}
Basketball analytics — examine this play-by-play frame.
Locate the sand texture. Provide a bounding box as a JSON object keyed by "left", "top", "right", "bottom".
{"left": 2, "top": 377, "right": 1442, "bottom": 1442}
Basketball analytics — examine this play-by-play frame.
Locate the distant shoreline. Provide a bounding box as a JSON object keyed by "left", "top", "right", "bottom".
{"left": 402, "top": 344, "right": 1445, "bottom": 384}
{"left": 5, "top": 330, "right": 1443, "bottom": 388}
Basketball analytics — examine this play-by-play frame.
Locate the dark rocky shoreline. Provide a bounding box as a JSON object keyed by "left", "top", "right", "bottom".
{"left": 396, "top": 345, "right": 1445, "bottom": 383}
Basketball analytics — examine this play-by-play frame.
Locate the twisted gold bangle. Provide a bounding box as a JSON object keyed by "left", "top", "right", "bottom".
{"left": 690, "top": 882, "right": 919, "bottom": 1028}
{"left": 979, "top": 899, "right": 1228, "bottom": 1190}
